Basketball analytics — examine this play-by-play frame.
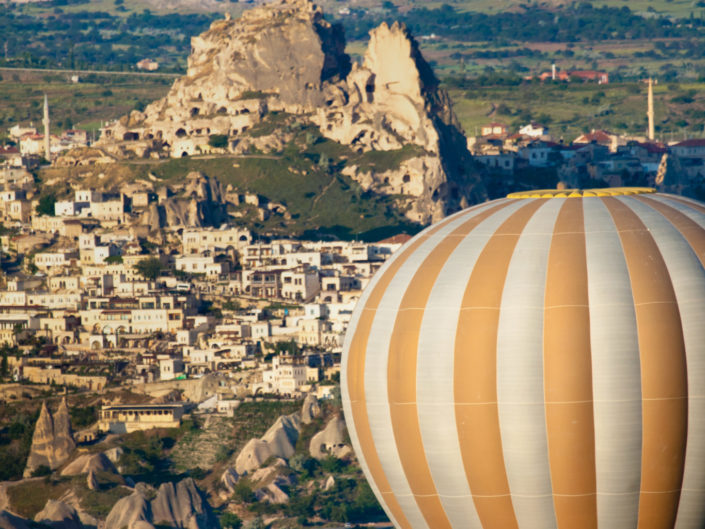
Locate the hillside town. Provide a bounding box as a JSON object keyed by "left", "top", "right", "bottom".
{"left": 469, "top": 122, "right": 699, "bottom": 188}
{"left": 0, "top": 173, "right": 406, "bottom": 400}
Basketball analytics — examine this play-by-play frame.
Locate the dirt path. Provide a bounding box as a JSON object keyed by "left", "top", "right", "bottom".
{"left": 312, "top": 176, "right": 337, "bottom": 208}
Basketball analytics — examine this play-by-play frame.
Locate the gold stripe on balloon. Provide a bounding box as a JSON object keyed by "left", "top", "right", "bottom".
{"left": 387, "top": 203, "right": 512, "bottom": 529}
{"left": 346, "top": 202, "right": 507, "bottom": 529}
{"left": 543, "top": 198, "right": 598, "bottom": 529}
{"left": 454, "top": 199, "right": 545, "bottom": 529}
{"left": 346, "top": 219, "right": 451, "bottom": 529}
{"left": 636, "top": 196, "right": 705, "bottom": 266}
{"left": 665, "top": 195, "right": 705, "bottom": 217}
{"left": 603, "top": 197, "right": 688, "bottom": 529}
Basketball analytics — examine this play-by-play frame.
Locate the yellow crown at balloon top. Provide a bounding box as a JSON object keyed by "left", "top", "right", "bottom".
{"left": 507, "top": 187, "right": 656, "bottom": 199}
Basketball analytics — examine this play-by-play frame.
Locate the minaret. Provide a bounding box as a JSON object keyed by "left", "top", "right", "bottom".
{"left": 43, "top": 94, "right": 50, "bottom": 160}
{"left": 647, "top": 78, "right": 655, "bottom": 141}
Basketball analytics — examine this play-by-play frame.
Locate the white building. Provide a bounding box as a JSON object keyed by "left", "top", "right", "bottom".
{"left": 175, "top": 255, "right": 229, "bottom": 277}
{"left": 34, "top": 250, "right": 78, "bottom": 271}
{"left": 519, "top": 123, "right": 550, "bottom": 138}
{"left": 281, "top": 267, "right": 320, "bottom": 302}
{"left": 182, "top": 227, "right": 252, "bottom": 254}
{"left": 261, "top": 355, "right": 307, "bottom": 395}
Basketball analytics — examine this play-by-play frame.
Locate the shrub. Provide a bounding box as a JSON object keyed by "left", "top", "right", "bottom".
{"left": 220, "top": 513, "right": 242, "bottom": 529}
{"left": 208, "top": 135, "right": 228, "bottom": 149}
{"left": 31, "top": 465, "right": 52, "bottom": 477}
{"left": 233, "top": 480, "right": 256, "bottom": 503}
{"left": 134, "top": 257, "right": 162, "bottom": 280}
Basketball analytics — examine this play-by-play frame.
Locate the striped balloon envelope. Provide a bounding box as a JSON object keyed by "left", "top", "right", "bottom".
{"left": 341, "top": 188, "right": 705, "bottom": 529}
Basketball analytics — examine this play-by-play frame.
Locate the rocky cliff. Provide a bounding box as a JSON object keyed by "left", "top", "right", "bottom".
{"left": 34, "top": 500, "right": 83, "bottom": 529}
{"left": 96, "top": 0, "right": 484, "bottom": 224}
{"left": 234, "top": 413, "right": 300, "bottom": 475}
{"left": 104, "top": 479, "right": 218, "bottom": 529}
{"left": 24, "top": 399, "right": 76, "bottom": 477}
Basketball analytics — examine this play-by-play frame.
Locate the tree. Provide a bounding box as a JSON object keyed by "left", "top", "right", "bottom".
{"left": 0, "top": 352, "right": 8, "bottom": 378}
{"left": 36, "top": 192, "right": 56, "bottom": 216}
{"left": 134, "top": 257, "right": 162, "bottom": 280}
{"left": 220, "top": 513, "right": 242, "bottom": 529}
{"left": 31, "top": 465, "right": 52, "bottom": 477}
{"left": 208, "top": 134, "right": 228, "bottom": 149}
{"left": 233, "top": 480, "right": 256, "bottom": 503}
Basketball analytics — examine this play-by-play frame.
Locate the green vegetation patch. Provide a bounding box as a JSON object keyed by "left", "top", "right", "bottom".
{"left": 7, "top": 477, "right": 73, "bottom": 518}
{"left": 353, "top": 144, "right": 427, "bottom": 174}
{"left": 0, "top": 72, "right": 171, "bottom": 138}
{"left": 228, "top": 400, "right": 301, "bottom": 458}
{"left": 446, "top": 78, "right": 705, "bottom": 141}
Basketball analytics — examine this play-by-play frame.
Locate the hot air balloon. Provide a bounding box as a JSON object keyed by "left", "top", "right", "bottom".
{"left": 341, "top": 188, "right": 705, "bottom": 529}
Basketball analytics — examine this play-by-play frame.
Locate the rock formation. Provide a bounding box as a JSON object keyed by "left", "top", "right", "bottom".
{"left": 24, "top": 399, "right": 76, "bottom": 477}
{"left": 322, "top": 475, "right": 335, "bottom": 491}
{"left": 95, "top": 0, "right": 484, "bottom": 224}
{"left": 103, "top": 447, "right": 124, "bottom": 465}
{"left": 135, "top": 172, "right": 228, "bottom": 231}
{"left": 300, "top": 393, "right": 321, "bottom": 424}
{"left": 309, "top": 415, "right": 351, "bottom": 460}
{"left": 86, "top": 470, "right": 99, "bottom": 491}
{"left": 151, "top": 479, "right": 219, "bottom": 529}
{"left": 34, "top": 500, "right": 83, "bottom": 529}
{"left": 61, "top": 453, "right": 117, "bottom": 477}
{"left": 254, "top": 483, "right": 289, "bottom": 504}
{"left": 0, "top": 511, "right": 31, "bottom": 529}
{"left": 104, "top": 492, "right": 152, "bottom": 529}
{"left": 220, "top": 468, "right": 239, "bottom": 495}
{"left": 235, "top": 413, "right": 300, "bottom": 475}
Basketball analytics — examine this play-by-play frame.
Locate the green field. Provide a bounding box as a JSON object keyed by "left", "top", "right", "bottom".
{"left": 388, "top": 0, "right": 705, "bottom": 17}
{"left": 12, "top": 0, "right": 703, "bottom": 18}
{"left": 448, "top": 80, "right": 705, "bottom": 141}
{"left": 0, "top": 71, "right": 172, "bottom": 136}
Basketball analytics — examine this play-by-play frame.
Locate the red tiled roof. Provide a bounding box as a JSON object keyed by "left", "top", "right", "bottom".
{"left": 575, "top": 130, "right": 613, "bottom": 144}
{"left": 635, "top": 142, "right": 668, "bottom": 154}
{"left": 673, "top": 139, "right": 705, "bottom": 148}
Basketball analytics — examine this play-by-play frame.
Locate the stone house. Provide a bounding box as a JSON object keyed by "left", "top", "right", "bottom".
{"left": 98, "top": 404, "right": 186, "bottom": 434}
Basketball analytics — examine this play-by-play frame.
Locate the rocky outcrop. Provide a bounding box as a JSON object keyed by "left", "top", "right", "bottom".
{"left": 151, "top": 479, "right": 219, "bottom": 529}
{"left": 301, "top": 393, "right": 321, "bottom": 425}
{"left": 98, "top": 0, "right": 348, "bottom": 156}
{"left": 34, "top": 500, "right": 83, "bottom": 529}
{"left": 220, "top": 468, "right": 239, "bottom": 494}
{"left": 61, "top": 453, "right": 117, "bottom": 476}
{"left": 235, "top": 414, "right": 300, "bottom": 475}
{"left": 135, "top": 173, "right": 228, "bottom": 231}
{"left": 309, "top": 415, "right": 351, "bottom": 460}
{"left": 254, "top": 483, "right": 288, "bottom": 504}
{"left": 104, "top": 492, "right": 152, "bottom": 529}
{"left": 96, "top": 0, "right": 484, "bottom": 224}
{"left": 322, "top": 475, "right": 335, "bottom": 491}
{"left": 24, "top": 399, "right": 76, "bottom": 477}
{"left": 103, "top": 447, "right": 124, "bottom": 465}
{"left": 86, "top": 470, "right": 99, "bottom": 491}
{"left": 0, "top": 511, "right": 31, "bottom": 529}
